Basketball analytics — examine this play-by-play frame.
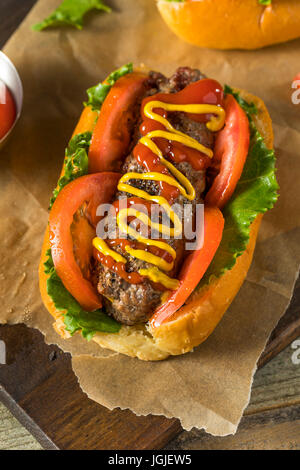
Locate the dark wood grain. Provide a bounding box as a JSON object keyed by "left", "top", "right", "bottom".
{"left": 258, "top": 276, "right": 300, "bottom": 367}
{"left": 0, "top": 0, "right": 37, "bottom": 48}
{"left": 0, "top": 0, "right": 299, "bottom": 451}
{"left": 166, "top": 405, "right": 300, "bottom": 450}
{"left": 0, "top": 324, "right": 182, "bottom": 450}
{"left": 0, "top": 290, "right": 299, "bottom": 450}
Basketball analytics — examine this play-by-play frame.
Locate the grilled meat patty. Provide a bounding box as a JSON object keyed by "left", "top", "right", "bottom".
{"left": 94, "top": 67, "right": 214, "bottom": 325}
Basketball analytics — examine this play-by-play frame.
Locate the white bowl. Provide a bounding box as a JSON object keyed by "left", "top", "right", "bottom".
{"left": 0, "top": 51, "right": 23, "bottom": 148}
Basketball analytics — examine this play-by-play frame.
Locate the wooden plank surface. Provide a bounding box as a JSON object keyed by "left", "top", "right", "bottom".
{"left": 258, "top": 276, "right": 300, "bottom": 367}
{"left": 1, "top": 325, "right": 299, "bottom": 450}
{"left": 0, "top": 298, "right": 299, "bottom": 450}
{"left": 0, "top": 402, "right": 42, "bottom": 450}
{"left": 167, "top": 342, "right": 300, "bottom": 450}
{"left": 168, "top": 405, "right": 300, "bottom": 450}
{"left": 0, "top": 324, "right": 182, "bottom": 450}
{"left": 0, "top": 0, "right": 299, "bottom": 451}
{"left": 0, "top": 0, "right": 37, "bottom": 48}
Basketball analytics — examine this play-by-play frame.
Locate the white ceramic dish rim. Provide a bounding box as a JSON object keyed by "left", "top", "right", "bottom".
{"left": 0, "top": 51, "right": 23, "bottom": 145}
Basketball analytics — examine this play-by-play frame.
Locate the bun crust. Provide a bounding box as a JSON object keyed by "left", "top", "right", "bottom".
{"left": 39, "top": 87, "right": 273, "bottom": 361}
{"left": 157, "top": 0, "right": 300, "bottom": 50}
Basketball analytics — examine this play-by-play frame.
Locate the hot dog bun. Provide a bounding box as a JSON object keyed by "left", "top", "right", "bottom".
{"left": 157, "top": 0, "right": 300, "bottom": 50}
{"left": 39, "top": 87, "right": 273, "bottom": 361}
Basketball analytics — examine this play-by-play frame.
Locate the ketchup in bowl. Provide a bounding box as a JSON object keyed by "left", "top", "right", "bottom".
{"left": 0, "top": 79, "right": 16, "bottom": 140}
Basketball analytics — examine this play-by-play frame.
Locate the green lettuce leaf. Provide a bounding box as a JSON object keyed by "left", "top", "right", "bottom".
{"left": 202, "top": 87, "right": 278, "bottom": 283}
{"left": 45, "top": 249, "right": 121, "bottom": 339}
{"left": 33, "top": 0, "right": 111, "bottom": 31}
{"left": 45, "top": 63, "right": 135, "bottom": 338}
{"left": 49, "top": 63, "right": 133, "bottom": 208}
{"left": 49, "top": 132, "right": 91, "bottom": 208}
{"left": 85, "top": 63, "right": 133, "bottom": 111}
{"left": 224, "top": 85, "right": 258, "bottom": 116}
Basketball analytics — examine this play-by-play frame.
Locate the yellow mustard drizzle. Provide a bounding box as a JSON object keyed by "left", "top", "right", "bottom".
{"left": 93, "top": 100, "right": 225, "bottom": 289}
{"left": 93, "top": 238, "right": 126, "bottom": 264}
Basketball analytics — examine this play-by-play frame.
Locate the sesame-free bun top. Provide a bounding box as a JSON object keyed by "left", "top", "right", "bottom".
{"left": 157, "top": 0, "right": 300, "bottom": 50}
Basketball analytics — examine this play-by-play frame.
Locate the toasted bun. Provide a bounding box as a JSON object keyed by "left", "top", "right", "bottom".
{"left": 157, "top": 0, "right": 300, "bottom": 50}
{"left": 39, "top": 87, "right": 273, "bottom": 361}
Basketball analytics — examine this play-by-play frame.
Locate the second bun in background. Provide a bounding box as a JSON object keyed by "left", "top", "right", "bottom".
{"left": 156, "top": 0, "right": 300, "bottom": 50}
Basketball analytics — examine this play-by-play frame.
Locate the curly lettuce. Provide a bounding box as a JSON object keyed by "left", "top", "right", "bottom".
{"left": 49, "top": 63, "right": 133, "bottom": 208}
{"left": 33, "top": 0, "right": 111, "bottom": 31}
{"left": 85, "top": 63, "right": 133, "bottom": 111}
{"left": 49, "top": 132, "right": 91, "bottom": 209}
{"left": 44, "top": 250, "right": 120, "bottom": 339}
{"left": 44, "top": 66, "right": 136, "bottom": 338}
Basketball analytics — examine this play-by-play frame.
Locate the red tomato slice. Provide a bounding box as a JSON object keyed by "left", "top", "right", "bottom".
{"left": 150, "top": 206, "right": 224, "bottom": 328}
{"left": 205, "top": 94, "right": 250, "bottom": 209}
{"left": 88, "top": 73, "right": 148, "bottom": 173}
{"left": 141, "top": 78, "right": 224, "bottom": 122}
{"left": 49, "top": 172, "right": 121, "bottom": 311}
{"left": 0, "top": 81, "right": 16, "bottom": 140}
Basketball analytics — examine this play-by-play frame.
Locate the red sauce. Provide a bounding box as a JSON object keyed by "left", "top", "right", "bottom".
{"left": 0, "top": 80, "right": 16, "bottom": 140}
{"left": 95, "top": 79, "right": 224, "bottom": 288}
{"left": 142, "top": 78, "right": 224, "bottom": 121}
{"left": 108, "top": 239, "right": 173, "bottom": 265}
{"left": 111, "top": 197, "right": 177, "bottom": 251}
{"left": 135, "top": 78, "right": 224, "bottom": 204}
{"left": 93, "top": 247, "right": 144, "bottom": 284}
{"left": 93, "top": 246, "right": 169, "bottom": 292}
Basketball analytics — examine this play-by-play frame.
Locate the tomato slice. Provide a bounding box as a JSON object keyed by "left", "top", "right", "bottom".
{"left": 0, "top": 81, "right": 16, "bottom": 140}
{"left": 49, "top": 172, "right": 121, "bottom": 311}
{"left": 88, "top": 72, "right": 148, "bottom": 173}
{"left": 205, "top": 94, "right": 250, "bottom": 209}
{"left": 141, "top": 78, "right": 224, "bottom": 122}
{"left": 150, "top": 206, "right": 224, "bottom": 328}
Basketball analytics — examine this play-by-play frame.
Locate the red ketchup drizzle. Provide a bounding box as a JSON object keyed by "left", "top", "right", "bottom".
{"left": 135, "top": 78, "right": 223, "bottom": 203}
{"left": 94, "top": 78, "right": 224, "bottom": 288}
{"left": 93, "top": 247, "right": 144, "bottom": 285}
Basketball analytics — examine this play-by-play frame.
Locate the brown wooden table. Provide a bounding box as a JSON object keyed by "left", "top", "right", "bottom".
{"left": 0, "top": 0, "right": 299, "bottom": 450}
